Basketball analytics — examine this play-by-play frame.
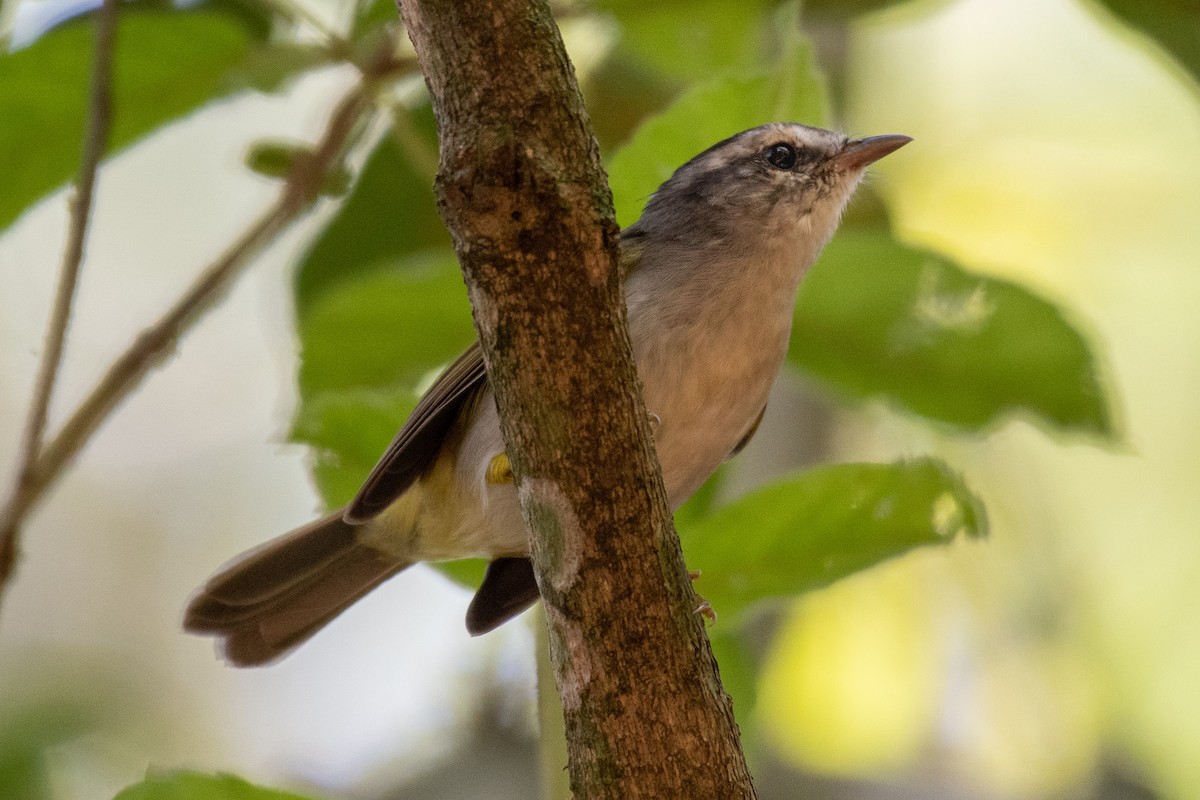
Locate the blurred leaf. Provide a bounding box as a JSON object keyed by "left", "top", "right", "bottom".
{"left": 245, "top": 141, "right": 302, "bottom": 179}
{"left": 186, "top": 0, "right": 274, "bottom": 40}
{"left": 244, "top": 140, "right": 351, "bottom": 195}
{"left": 754, "top": 565, "right": 942, "bottom": 775}
{"left": 293, "top": 127, "right": 448, "bottom": 316}
{"left": 294, "top": 386, "right": 422, "bottom": 505}
{"left": 290, "top": 115, "right": 473, "bottom": 587}
{"left": 596, "top": 0, "right": 774, "bottom": 81}
{"left": 801, "top": 0, "right": 925, "bottom": 16}
{"left": 673, "top": 467, "right": 727, "bottom": 530}
{"left": 294, "top": 388, "right": 487, "bottom": 591}
{"left": 0, "top": 699, "right": 96, "bottom": 800}
{"left": 295, "top": 251, "right": 474, "bottom": 397}
{"left": 292, "top": 250, "right": 474, "bottom": 507}
{"left": 1093, "top": 0, "right": 1200, "bottom": 84}
{"left": 0, "top": 6, "right": 275, "bottom": 233}
{"left": 709, "top": 626, "right": 760, "bottom": 719}
{"left": 680, "top": 458, "right": 985, "bottom": 619}
{"left": 228, "top": 43, "right": 331, "bottom": 93}
{"left": 352, "top": 0, "right": 399, "bottom": 39}
{"left": 582, "top": 49, "right": 677, "bottom": 152}
{"left": 434, "top": 558, "right": 487, "bottom": 589}
{"left": 114, "top": 770, "right": 320, "bottom": 800}
{"left": 790, "top": 227, "right": 1113, "bottom": 436}
{"left": 607, "top": 24, "right": 828, "bottom": 225}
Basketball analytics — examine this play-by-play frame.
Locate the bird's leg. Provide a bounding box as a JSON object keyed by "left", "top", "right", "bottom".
{"left": 689, "top": 570, "right": 717, "bottom": 624}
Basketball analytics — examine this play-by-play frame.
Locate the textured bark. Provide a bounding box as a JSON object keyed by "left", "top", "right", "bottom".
{"left": 395, "top": 0, "right": 757, "bottom": 797}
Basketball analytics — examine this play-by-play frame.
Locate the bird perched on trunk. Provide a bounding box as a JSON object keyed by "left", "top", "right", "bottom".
{"left": 184, "top": 123, "right": 910, "bottom": 666}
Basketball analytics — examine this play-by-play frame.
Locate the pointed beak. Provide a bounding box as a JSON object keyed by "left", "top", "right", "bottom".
{"left": 834, "top": 134, "right": 912, "bottom": 171}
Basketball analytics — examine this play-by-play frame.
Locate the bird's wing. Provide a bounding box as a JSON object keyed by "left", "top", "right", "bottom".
{"left": 464, "top": 557, "right": 540, "bottom": 636}
{"left": 347, "top": 234, "right": 641, "bottom": 524}
{"left": 727, "top": 404, "right": 767, "bottom": 459}
{"left": 345, "top": 343, "right": 489, "bottom": 523}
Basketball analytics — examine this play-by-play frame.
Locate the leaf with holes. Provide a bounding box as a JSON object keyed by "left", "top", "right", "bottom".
{"left": 791, "top": 227, "right": 1114, "bottom": 436}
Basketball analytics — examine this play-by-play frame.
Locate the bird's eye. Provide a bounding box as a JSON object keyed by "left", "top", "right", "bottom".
{"left": 764, "top": 143, "right": 798, "bottom": 170}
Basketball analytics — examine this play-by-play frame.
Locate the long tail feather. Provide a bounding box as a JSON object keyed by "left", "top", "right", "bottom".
{"left": 184, "top": 510, "right": 408, "bottom": 666}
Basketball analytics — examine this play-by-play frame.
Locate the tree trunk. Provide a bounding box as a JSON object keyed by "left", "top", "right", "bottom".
{"left": 395, "top": 0, "right": 757, "bottom": 796}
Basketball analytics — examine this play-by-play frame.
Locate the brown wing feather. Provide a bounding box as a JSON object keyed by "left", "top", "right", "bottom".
{"left": 345, "top": 344, "right": 489, "bottom": 523}
{"left": 728, "top": 403, "right": 767, "bottom": 459}
{"left": 347, "top": 239, "right": 642, "bottom": 525}
{"left": 183, "top": 510, "right": 408, "bottom": 666}
{"left": 465, "top": 557, "right": 540, "bottom": 636}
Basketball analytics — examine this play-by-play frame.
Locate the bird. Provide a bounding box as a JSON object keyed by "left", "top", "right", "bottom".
{"left": 184, "top": 123, "right": 910, "bottom": 666}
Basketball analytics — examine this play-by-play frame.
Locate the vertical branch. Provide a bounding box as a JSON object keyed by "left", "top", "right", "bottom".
{"left": 396, "top": 0, "right": 757, "bottom": 796}
{"left": 0, "top": 0, "right": 120, "bottom": 591}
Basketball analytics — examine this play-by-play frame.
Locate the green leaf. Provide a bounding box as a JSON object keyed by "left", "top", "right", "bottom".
{"left": 245, "top": 142, "right": 301, "bottom": 179}
{"left": 228, "top": 43, "right": 331, "bottom": 93}
{"left": 291, "top": 250, "right": 475, "bottom": 510}
{"left": 709, "top": 626, "right": 760, "bottom": 718}
{"left": 1093, "top": 0, "right": 1200, "bottom": 84}
{"left": 581, "top": 49, "right": 677, "bottom": 152}
{"left": 606, "top": 25, "right": 828, "bottom": 226}
{"left": 681, "top": 458, "right": 985, "bottom": 619}
{"left": 293, "top": 386, "right": 422, "bottom": 506}
{"left": 353, "top": 0, "right": 400, "bottom": 39}
{"left": 289, "top": 118, "right": 475, "bottom": 586}
{"left": 292, "top": 387, "right": 488, "bottom": 590}
{"left": 295, "top": 250, "right": 474, "bottom": 398}
{"left": 801, "top": 0, "right": 924, "bottom": 17}
{"left": 0, "top": 8, "right": 267, "bottom": 233}
{"left": 596, "top": 0, "right": 775, "bottom": 82}
{"left": 244, "top": 141, "right": 350, "bottom": 195}
{"left": 0, "top": 698, "right": 97, "bottom": 800}
{"left": 434, "top": 558, "right": 488, "bottom": 590}
{"left": 114, "top": 770, "right": 321, "bottom": 800}
{"left": 673, "top": 467, "right": 727, "bottom": 531}
{"left": 293, "top": 128, "right": 448, "bottom": 316}
{"left": 790, "top": 227, "right": 1113, "bottom": 435}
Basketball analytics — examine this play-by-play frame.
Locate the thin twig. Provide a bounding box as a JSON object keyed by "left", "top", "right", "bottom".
{"left": 0, "top": 0, "right": 120, "bottom": 592}
{"left": 0, "top": 81, "right": 374, "bottom": 610}
{"left": 38, "top": 88, "right": 369, "bottom": 485}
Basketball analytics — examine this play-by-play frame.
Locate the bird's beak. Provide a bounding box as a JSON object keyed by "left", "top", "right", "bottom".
{"left": 835, "top": 134, "right": 912, "bottom": 171}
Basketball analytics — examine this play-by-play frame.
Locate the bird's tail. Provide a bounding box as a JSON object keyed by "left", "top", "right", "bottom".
{"left": 184, "top": 510, "right": 408, "bottom": 666}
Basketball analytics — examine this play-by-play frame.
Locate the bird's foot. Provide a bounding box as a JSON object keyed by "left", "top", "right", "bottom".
{"left": 689, "top": 570, "right": 717, "bottom": 624}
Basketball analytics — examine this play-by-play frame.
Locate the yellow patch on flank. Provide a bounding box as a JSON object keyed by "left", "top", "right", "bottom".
{"left": 486, "top": 452, "right": 514, "bottom": 485}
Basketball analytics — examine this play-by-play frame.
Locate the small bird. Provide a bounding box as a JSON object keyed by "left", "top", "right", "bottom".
{"left": 184, "top": 123, "right": 910, "bottom": 666}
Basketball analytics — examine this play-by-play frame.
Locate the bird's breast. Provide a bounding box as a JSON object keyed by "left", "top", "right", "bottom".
{"left": 628, "top": 261, "right": 797, "bottom": 507}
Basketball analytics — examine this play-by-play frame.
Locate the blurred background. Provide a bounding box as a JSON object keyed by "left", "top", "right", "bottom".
{"left": 1, "top": 0, "right": 1198, "bottom": 798}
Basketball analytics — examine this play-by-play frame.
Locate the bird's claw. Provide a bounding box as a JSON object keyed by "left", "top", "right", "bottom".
{"left": 688, "top": 570, "right": 716, "bottom": 624}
